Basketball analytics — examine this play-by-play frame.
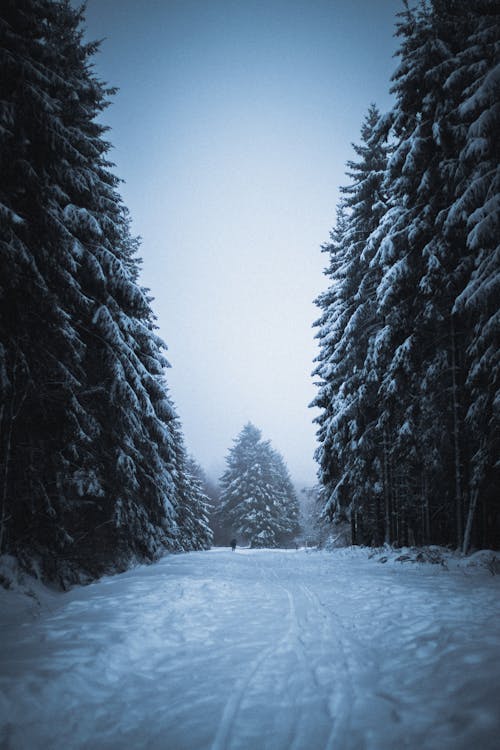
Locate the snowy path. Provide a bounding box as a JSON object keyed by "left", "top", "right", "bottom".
{"left": 1, "top": 548, "right": 500, "bottom": 750}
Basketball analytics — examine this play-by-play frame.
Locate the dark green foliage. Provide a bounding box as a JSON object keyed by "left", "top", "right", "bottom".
{"left": 174, "top": 450, "right": 214, "bottom": 552}
{"left": 0, "top": 0, "right": 210, "bottom": 584}
{"left": 216, "top": 423, "right": 300, "bottom": 548}
{"left": 313, "top": 0, "right": 500, "bottom": 552}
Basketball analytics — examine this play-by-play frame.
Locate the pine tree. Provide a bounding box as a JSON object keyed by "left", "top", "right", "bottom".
{"left": 312, "top": 0, "right": 499, "bottom": 551}
{"left": 438, "top": 0, "right": 500, "bottom": 551}
{"left": 174, "top": 449, "right": 213, "bottom": 552}
{"left": 0, "top": 0, "right": 206, "bottom": 583}
{"left": 312, "top": 105, "right": 389, "bottom": 544}
{"left": 369, "top": 1, "right": 462, "bottom": 547}
{"left": 312, "top": 205, "right": 353, "bottom": 524}
{"left": 269, "top": 449, "right": 300, "bottom": 545}
{"left": 374, "top": 0, "right": 500, "bottom": 549}
{"left": 1, "top": 0, "right": 101, "bottom": 577}
{"left": 217, "top": 424, "right": 296, "bottom": 548}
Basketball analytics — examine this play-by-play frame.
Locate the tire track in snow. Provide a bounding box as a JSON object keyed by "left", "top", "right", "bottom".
{"left": 278, "top": 583, "right": 328, "bottom": 750}
{"left": 210, "top": 557, "right": 321, "bottom": 750}
{"left": 262, "top": 557, "right": 336, "bottom": 750}
{"left": 4, "top": 549, "right": 499, "bottom": 750}
{"left": 298, "top": 581, "right": 355, "bottom": 750}
{"left": 257, "top": 556, "right": 347, "bottom": 750}
{"left": 209, "top": 639, "right": 279, "bottom": 750}
{"left": 209, "top": 557, "right": 294, "bottom": 750}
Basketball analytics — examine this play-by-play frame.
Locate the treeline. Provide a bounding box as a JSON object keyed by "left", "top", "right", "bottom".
{"left": 313, "top": 1, "right": 499, "bottom": 552}
{"left": 0, "top": 0, "right": 212, "bottom": 586}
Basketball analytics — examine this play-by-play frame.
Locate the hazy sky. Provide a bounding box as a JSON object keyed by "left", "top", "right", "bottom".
{"left": 80, "top": 0, "right": 402, "bottom": 486}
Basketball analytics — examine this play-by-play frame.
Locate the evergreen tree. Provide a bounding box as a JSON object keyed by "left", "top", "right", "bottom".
{"left": 217, "top": 424, "right": 297, "bottom": 548}
{"left": 298, "top": 487, "right": 331, "bottom": 547}
{"left": 439, "top": 0, "right": 500, "bottom": 551}
{"left": 174, "top": 451, "right": 213, "bottom": 551}
{"left": 313, "top": 0, "right": 499, "bottom": 551}
{"left": 374, "top": 0, "right": 500, "bottom": 549}
{"left": 0, "top": 0, "right": 207, "bottom": 583}
{"left": 185, "top": 458, "right": 221, "bottom": 544}
{"left": 312, "top": 105, "right": 389, "bottom": 544}
{"left": 269, "top": 449, "right": 300, "bottom": 545}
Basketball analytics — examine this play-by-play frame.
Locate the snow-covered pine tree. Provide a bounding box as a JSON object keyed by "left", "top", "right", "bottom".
{"left": 216, "top": 424, "right": 295, "bottom": 548}
{"left": 0, "top": 0, "right": 199, "bottom": 583}
{"left": 311, "top": 205, "right": 351, "bottom": 524}
{"left": 313, "top": 0, "right": 499, "bottom": 551}
{"left": 185, "top": 456, "right": 214, "bottom": 550}
{"left": 269, "top": 449, "right": 300, "bottom": 546}
{"left": 312, "top": 105, "right": 389, "bottom": 545}
{"left": 173, "top": 445, "right": 213, "bottom": 552}
{"left": 367, "top": 1, "right": 462, "bottom": 548}
{"left": 373, "top": 0, "right": 499, "bottom": 549}
{"left": 1, "top": 0, "right": 99, "bottom": 577}
{"left": 438, "top": 0, "right": 500, "bottom": 551}
{"left": 297, "top": 486, "right": 331, "bottom": 547}
{"left": 185, "top": 460, "right": 223, "bottom": 545}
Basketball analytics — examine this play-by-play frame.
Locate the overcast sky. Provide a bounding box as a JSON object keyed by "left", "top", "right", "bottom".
{"left": 80, "top": 0, "right": 402, "bottom": 487}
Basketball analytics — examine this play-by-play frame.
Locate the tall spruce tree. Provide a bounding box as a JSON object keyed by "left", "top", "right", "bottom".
{"left": 267, "top": 449, "right": 300, "bottom": 545}
{"left": 439, "top": 0, "right": 500, "bottom": 551}
{"left": 173, "top": 448, "right": 214, "bottom": 552}
{"left": 216, "top": 424, "right": 298, "bottom": 548}
{"left": 312, "top": 105, "right": 389, "bottom": 544}
{"left": 374, "top": 0, "right": 500, "bottom": 549}
{"left": 313, "top": 0, "right": 499, "bottom": 551}
{"left": 0, "top": 0, "right": 207, "bottom": 584}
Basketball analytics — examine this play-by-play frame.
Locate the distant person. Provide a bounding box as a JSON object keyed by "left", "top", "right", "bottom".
{"left": 230, "top": 539, "right": 237, "bottom": 552}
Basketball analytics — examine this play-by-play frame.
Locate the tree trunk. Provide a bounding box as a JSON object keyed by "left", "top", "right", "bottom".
{"left": 0, "top": 403, "right": 13, "bottom": 554}
{"left": 450, "top": 317, "right": 463, "bottom": 549}
{"left": 351, "top": 510, "right": 356, "bottom": 545}
{"left": 383, "top": 429, "right": 391, "bottom": 544}
{"left": 0, "top": 349, "right": 29, "bottom": 554}
{"left": 421, "top": 471, "right": 430, "bottom": 545}
{"left": 462, "top": 488, "right": 479, "bottom": 555}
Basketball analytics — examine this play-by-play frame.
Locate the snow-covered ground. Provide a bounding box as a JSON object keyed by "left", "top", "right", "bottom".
{"left": 1, "top": 547, "right": 500, "bottom": 750}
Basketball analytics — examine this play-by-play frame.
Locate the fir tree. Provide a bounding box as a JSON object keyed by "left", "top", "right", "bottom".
{"left": 269, "top": 449, "right": 300, "bottom": 545}
{"left": 313, "top": 0, "right": 499, "bottom": 551}
{"left": 439, "top": 0, "right": 500, "bottom": 551}
{"left": 0, "top": 0, "right": 206, "bottom": 583}
{"left": 312, "top": 105, "right": 389, "bottom": 544}
{"left": 217, "top": 424, "right": 297, "bottom": 548}
{"left": 174, "top": 449, "right": 213, "bottom": 552}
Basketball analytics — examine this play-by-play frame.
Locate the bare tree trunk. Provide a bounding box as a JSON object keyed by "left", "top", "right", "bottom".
{"left": 351, "top": 509, "right": 356, "bottom": 545}
{"left": 383, "top": 429, "right": 391, "bottom": 544}
{"left": 422, "top": 472, "right": 430, "bottom": 545}
{"left": 0, "top": 349, "right": 28, "bottom": 554}
{"left": 462, "top": 437, "right": 486, "bottom": 555}
{"left": 450, "top": 317, "right": 463, "bottom": 550}
{"left": 394, "top": 472, "right": 400, "bottom": 547}
{"left": 0, "top": 403, "right": 13, "bottom": 554}
{"left": 462, "top": 489, "right": 479, "bottom": 555}
{"left": 375, "top": 492, "right": 383, "bottom": 546}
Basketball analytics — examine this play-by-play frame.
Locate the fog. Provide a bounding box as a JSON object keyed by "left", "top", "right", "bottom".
{"left": 80, "top": 0, "right": 401, "bottom": 486}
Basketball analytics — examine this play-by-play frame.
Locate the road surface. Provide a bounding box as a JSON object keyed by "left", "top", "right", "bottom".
{"left": 1, "top": 547, "right": 500, "bottom": 749}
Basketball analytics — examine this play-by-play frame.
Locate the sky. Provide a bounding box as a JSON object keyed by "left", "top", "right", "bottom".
{"left": 79, "top": 0, "right": 402, "bottom": 487}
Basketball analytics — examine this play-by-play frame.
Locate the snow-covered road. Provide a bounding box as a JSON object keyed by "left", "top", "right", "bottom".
{"left": 1, "top": 548, "right": 500, "bottom": 750}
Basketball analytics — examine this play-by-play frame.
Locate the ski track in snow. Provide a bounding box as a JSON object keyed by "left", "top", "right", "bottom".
{"left": 1, "top": 548, "right": 500, "bottom": 750}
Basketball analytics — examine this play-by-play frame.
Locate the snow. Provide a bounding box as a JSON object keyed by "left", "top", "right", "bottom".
{"left": 1, "top": 547, "right": 500, "bottom": 750}
{"left": 63, "top": 205, "right": 103, "bottom": 237}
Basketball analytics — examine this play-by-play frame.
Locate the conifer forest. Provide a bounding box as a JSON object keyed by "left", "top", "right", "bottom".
{"left": 0, "top": 0, "right": 215, "bottom": 585}
{"left": 0, "top": 0, "right": 499, "bottom": 589}
{"left": 1, "top": 2, "right": 500, "bottom": 749}
{"left": 312, "top": 3, "right": 499, "bottom": 555}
